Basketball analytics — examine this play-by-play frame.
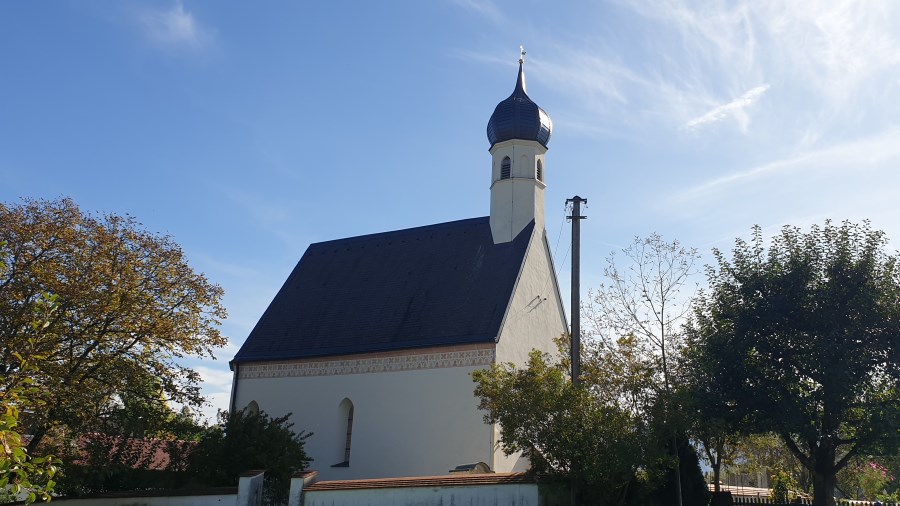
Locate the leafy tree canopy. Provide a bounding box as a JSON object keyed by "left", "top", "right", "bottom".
{"left": 473, "top": 350, "right": 643, "bottom": 505}
{"left": 0, "top": 197, "right": 227, "bottom": 452}
{"left": 687, "top": 220, "right": 900, "bottom": 506}
{"left": 189, "top": 409, "right": 311, "bottom": 506}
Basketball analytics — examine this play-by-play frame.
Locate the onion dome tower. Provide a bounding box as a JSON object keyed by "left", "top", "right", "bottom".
{"left": 487, "top": 47, "right": 553, "bottom": 244}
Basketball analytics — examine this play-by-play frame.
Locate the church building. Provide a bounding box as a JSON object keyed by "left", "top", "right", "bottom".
{"left": 229, "top": 54, "right": 568, "bottom": 481}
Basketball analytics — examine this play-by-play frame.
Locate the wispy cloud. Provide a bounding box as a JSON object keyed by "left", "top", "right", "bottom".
{"left": 623, "top": 0, "right": 900, "bottom": 126}
{"left": 449, "top": 0, "right": 504, "bottom": 24}
{"left": 137, "top": 1, "right": 214, "bottom": 54}
{"left": 682, "top": 84, "right": 770, "bottom": 131}
{"left": 676, "top": 127, "right": 900, "bottom": 201}
{"left": 493, "top": 0, "right": 900, "bottom": 141}
{"left": 193, "top": 364, "right": 235, "bottom": 420}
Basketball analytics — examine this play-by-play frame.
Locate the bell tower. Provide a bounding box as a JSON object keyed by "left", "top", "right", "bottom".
{"left": 486, "top": 47, "right": 553, "bottom": 244}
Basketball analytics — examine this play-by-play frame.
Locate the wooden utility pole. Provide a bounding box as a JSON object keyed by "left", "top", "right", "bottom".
{"left": 566, "top": 196, "right": 587, "bottom": 387}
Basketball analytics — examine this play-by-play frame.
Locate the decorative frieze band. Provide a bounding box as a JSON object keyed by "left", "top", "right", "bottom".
{"left": 238, "top": 348, "right": 496, "bottom": 379}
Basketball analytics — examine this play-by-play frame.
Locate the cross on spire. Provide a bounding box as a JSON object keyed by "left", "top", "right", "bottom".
{"left": 519, "top": 45, "right": 526, "bottom": 64}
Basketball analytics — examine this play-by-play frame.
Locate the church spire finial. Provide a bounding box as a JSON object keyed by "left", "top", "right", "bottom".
{"left": 516, "top": 46, "right": 527, "bottom": 94}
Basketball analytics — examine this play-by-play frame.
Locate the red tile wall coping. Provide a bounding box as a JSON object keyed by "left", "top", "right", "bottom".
{"left": 305, "top": 472, "right": 535, "bottom": 491}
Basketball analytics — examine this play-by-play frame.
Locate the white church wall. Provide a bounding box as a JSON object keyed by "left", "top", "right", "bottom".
{"left": 495, "top": 230, "right": 568, "bottom": 366}
{"left": 491, "top": 229, "right": 568, "bottom": 472}
{"left": 233, "top": 345, "right": 495, "bottom": 481}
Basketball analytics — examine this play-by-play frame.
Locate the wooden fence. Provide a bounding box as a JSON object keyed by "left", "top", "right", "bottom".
{"left": 733, "top": 499, "right": 897, "bottom": 506}
{"left": 732, "top": 498, "right": 810, "bottom": 505}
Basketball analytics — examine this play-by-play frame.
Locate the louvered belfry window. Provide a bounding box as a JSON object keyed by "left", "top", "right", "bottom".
{"left": 500, "top": 157, "right": 511, "bottom": 180}
{"left": 536, "top": 159, "right": 543, "bottom": 181}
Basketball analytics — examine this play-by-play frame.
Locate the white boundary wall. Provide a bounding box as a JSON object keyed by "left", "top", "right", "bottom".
{"left": 303, "top": 483, "right": 540, "bottom": 506}
{"left": 49, "top": 494, "right": 235, "bottom": 506}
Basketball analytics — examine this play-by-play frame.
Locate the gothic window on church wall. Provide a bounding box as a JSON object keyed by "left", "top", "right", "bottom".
{"left": 332, "top": 398, "right": 354, "bottom": 467}
{"left": 500, "top": 157, "right": 511, "bottom": 180}
{"left": 536, "top": 159, "right": 543, "bottom": 182}
{"left": 246, "top": 400, "right": 260, "bottom": 416}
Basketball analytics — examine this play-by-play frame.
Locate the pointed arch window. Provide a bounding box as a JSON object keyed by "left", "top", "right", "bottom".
{"left": 332, "top": 398, "right": 354, "bottom": 467}
{"left": 500, "top": 157, "right": 511, "bottom": 180}
{"left": 536, "top": 160, "right": 543, "bottom": 182}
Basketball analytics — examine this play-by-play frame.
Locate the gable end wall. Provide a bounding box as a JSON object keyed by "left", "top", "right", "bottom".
{"left": 491, "top": 228, "right": 569, "bottom": 472}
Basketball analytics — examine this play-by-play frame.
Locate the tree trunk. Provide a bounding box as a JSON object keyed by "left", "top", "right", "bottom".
{"left": 712, "top": 458, "right": 721, "bottom": 493}
{"left": 811, "top": 462, "right": 837, "bottom": 506}
{"left": 26, "top": 425, "right": 48, "bottom": 454}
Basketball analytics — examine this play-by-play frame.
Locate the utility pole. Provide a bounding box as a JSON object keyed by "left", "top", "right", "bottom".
{"left": 566, "top": 196, "right": 587, "bottom": 388}
{"left": 566, "top": 196, "right": 587, "bottom": 506}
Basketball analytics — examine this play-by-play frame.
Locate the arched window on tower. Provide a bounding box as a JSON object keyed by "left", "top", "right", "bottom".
{"left": 536, "top": 159, "right": 543, "bottom": 182}
{"left": 500, "top": 157, "right": 511, "bottom": 180}
{"left": 245, "top": 400, "right": 260, "bottom": 416}
{"left": 332, "top": 398, "right": 354, "bottom": 467}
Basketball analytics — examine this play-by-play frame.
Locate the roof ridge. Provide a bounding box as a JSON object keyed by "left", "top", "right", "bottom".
{"left": 310, "top": 216, "right": 488, "bottom": 247}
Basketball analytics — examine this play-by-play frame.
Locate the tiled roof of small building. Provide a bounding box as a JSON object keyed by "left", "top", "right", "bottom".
{"left": 233, "top": 217, "right": 533, "bottom": 363}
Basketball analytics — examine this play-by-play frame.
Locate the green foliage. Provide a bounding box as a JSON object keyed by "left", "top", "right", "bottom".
{"left": 728, "top": 434, "right": 812, "bottom": 495}
{"left": 0, "top": 240, "right": 57, "bottom": 504}
{"left": 1, "top": 372, "right": 58, "bottom": 504}
{"left": 54, "top": 435, "right": 194, "bottom": 497}
{"left": 473, "top": 350, "right": 642, "bottom": 505}
{"left": 837, "top": 458, "right": 893, "bottom": 501}
{"left": 189, "top": 408, "right": 311, "bottom": 506}
{"left": 687, "top": 220, "right": 900, "bottom": 506}
{"left": 771, "top": 467, "right": 797, "bottom": 503}
{"left": 642, "top": 437, "right": 710, "bottom": 506}
{"left": 583, "top": 234, "right": 705, "bottom": 505}
{"left": 0, "top": 197, "right": 227, "bottom": 452}
{"left": 95, "top": 375, "right": 207, "bottom": 441}
{"left": 53, "top": 405, "right": 206, "bottom": 497}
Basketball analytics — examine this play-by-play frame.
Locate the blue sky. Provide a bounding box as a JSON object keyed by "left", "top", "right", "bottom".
{"left": 3, "top": 0, "right": 900, "bottom": 419}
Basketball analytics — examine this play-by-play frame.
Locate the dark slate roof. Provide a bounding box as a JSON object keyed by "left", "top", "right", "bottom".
{"left": 486, "top": 61, "right": 552, "bottom": 149}
{"left": 233, "top": 217, "right": 533, "bottom": 363}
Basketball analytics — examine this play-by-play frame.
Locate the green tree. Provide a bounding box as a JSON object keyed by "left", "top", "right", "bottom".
{"left": 94, "top": 374, "right": 206, "bottom": 441}
{"left": 682, "top": 333, "right": 743, "bottom": 495}
{"left": 586, "top": 234, "right": 699, "bottom": 409}
{"left": 690, "top": 413, "right": 739, "bottom": 494}
{"left": 585, "top": 234, "right": 701, "bottom": 505}
{"left": 728, "top": 434, "right": 812, "bottom": 494}
{"left": 836, "top": 457, "right": 892, "bottom": 500}
{"left": 687, "top": 221, "right": 900, "bottom": 506}
{"left": 473, "top": 350, "right": 643, "bottom": 505}
{"left": 1, "top": 351, "right": 58, "bottom": 504}
{"left": 189, "top": 409, "right": 311, "bottom": 506}
{"left": 0, "top": 242, "right": 57, "bottom": 504}
{"left": 0, "top": 197, "right": 227, "bottom": 453}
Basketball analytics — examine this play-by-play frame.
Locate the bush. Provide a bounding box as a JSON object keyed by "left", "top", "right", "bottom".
{"left": 189, "top": 408, "right": 311, "bottom": 506}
